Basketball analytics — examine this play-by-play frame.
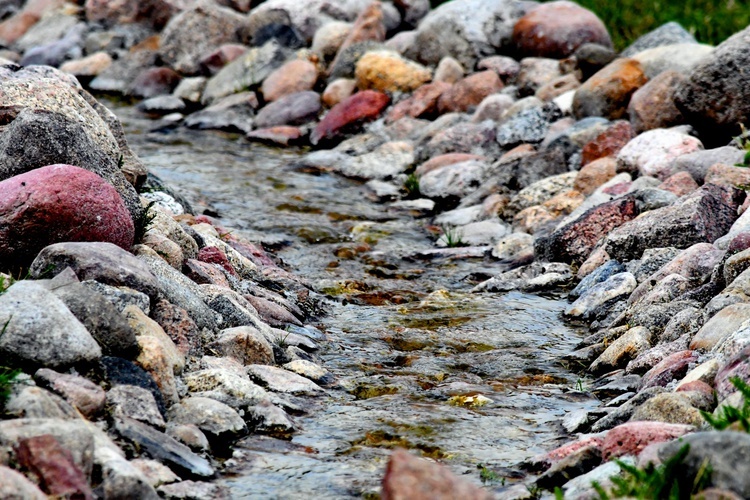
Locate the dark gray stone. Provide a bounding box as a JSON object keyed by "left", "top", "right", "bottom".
{"left": 622, "top": 22, "right": 698, "bottom": 58}
{"left": 570, "top": 260, "right": 626, "bottom": 300}
{"left": 113, "top": 417, "right": 215, "bottom": 479}
{"left": 100, "top": 357, "right": 167, "bottom": 417}
{"left": 659, "top": 431, "right": 750, "bottom": 497}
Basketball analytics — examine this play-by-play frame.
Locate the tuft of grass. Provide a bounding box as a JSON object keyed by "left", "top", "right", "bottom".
{"left": 702, "top": 376, "right": 750, "bottom": 431}
{"left": 403, "top": 173, "right": 421, "bottom": 198}
{"left": 0, "top": 365, "right": 20, "bottom": 410}
{"left": 592, "top": 444, "right": 711, "bottom": 499}
{"left": 478, "top": 464, "right": 504, "bottom": 485}
{"left": 134, "top": 201, "right": 158, "bottom": 244}
{"left": 439, "top": 225, "right": 466, "bottom": 248}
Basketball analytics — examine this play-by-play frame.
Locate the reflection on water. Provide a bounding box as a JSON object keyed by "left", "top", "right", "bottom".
{"left": 114, "top": 104, "right": 595, "bottom": 498}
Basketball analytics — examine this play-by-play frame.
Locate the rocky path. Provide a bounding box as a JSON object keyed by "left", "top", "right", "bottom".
{"left": 1, "top": 0, "right": 750, "bottom": 498}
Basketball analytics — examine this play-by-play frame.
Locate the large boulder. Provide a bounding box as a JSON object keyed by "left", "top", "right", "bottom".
{"left": 159, "top": 2, "right": 246, "bottom": 75}
{"left": 0, "top": 281, "right": 102, "bottom": 369}
{"left": 512, "top": 1, "right": 611, "bottom": 59}
{"left": 0, "top": 165, "right": 135, "bottom": 269}
{"left": 405, "top": 0, "right": 535, "bottom": 69}
{"left": 675, "top": 25, "right": 750, "bottom": 144}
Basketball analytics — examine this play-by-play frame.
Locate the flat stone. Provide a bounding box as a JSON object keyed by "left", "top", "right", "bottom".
{"left": 245, "top": 400, "right": 296, "bottom": 438}
{"left": 246, "top": 364, "right": 325, "bottom": 396}
{"left": 310, "top": 89, "right": 390, "bottom": 146}
{"left": 565, "top": 272, "right": 637, "bottom": 321}
{"left": 183, "top": 368, "right": 271, "bottom": 408}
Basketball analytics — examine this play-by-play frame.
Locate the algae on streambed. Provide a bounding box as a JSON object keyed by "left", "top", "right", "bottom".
{"left": 114, "top": 104, "right": 597, "bottom": 498}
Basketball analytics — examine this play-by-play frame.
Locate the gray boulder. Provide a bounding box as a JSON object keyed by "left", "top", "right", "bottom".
{"left": 621, "top": 22, "right": 698, "bottom": 57}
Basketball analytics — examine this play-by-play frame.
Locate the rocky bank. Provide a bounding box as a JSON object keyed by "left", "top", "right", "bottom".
{"left": 1, "top": 0, "right": 750, "bottom": 498}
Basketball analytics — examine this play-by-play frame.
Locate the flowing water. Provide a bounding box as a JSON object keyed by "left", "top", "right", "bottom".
{"left": 114, "top": 104, "right": 597, "bottom": 498}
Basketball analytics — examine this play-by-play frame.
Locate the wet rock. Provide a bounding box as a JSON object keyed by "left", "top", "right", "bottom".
{"left": 437, "top": 70, "right": 503, "bottom": 114}
{"left": 52, "top": 281, "right": 139, "bottom": 358}
{"left": 14, "top": 434, "right": 93, "bottom": 499}
{"left": 537, "top": 195, "right": 639, "bottom": 264}
{"left": 381, "top": 448, "right": 492, "bottom": 500}
{"left": 35, "top": 369, "right": 106, "bottom": 419}
{"left": 243, "top": 294, "right": 302, "bottom": 328}
{"left": 245, "top": 400, "right": 296, "bottom": 437}
{"left": 254, "top": 91, "right": 322, "bottom": 128}
{"left": 282, "top": 359, "right": 334, "bottom": 386}
{"left": 158, "top": 480, "right": 228, "bottom": 500}
{"left": 159, "top": 2, "right": 245, "bottom": 75}
{"left": 30, "top": 241, "right": 159, "bottom": 301}
{"left": 691, "top": 304, "right": 750, "bottom": 352}
{"left": 674, "top": 25, "right": 750, "bottom": 143}
{"left": 573, "top": 58, "right": 648, "bottom": 120}
{"left": 574, "top": 157, "right": 617, "bottom": 195}
{"left": 622, "top": 22, "right": 698, "bottom": 57}
{"left": 617, "top": 128, "right": 703, "bottom": 180}
{"left": 512, "top": 1, "right": 611, "bottom": 59}
{"left": 246, "top": 126, "right": 304, "bottom": 147}
{"left": 129, "top": 67, "right": 181, "bottom": 99}
{"left": 113, "top": 417, "right": 215, "bottom": 479}
{"left": 311, "top": 90, "right": 389, "bottom": 146}
{"left": 581, "top": 121, "right": 633, "bottom": 166}
{"left": 660, "top": 431, "right": 750, "bottom": 497}
{"left": 0, "top": 281, "right": 101, "bottom": 369}
{"left": 207, "top": 326, "right": 275, "bottom": 366}
{"left": 262, "top": 59, "right": 318, "bottom": 102}
{"left": 183, "top": 368, "right": 271, "bottom": 409}
{"left": 600, "top": 421, "right": 695, "bottom": 460}
{"left": 355, "top": 50, "right": 431, "bottom": 93}
{"left": 107, "top": 384, "right": 166, "bottom": 430}
{"left": 640, "top": 350, "right": 699, "bottom": 389}
{"left": 247, "top": 364, "right": 325, "bottom": 396}
{"left": 0, "top": 464, "right": 46, "bottom": 499}
{"left": 604, "top": 184, "right": 741, "bottom": 262}
{"left": 565, "top": 272, "right": 637, "bottom": 321}
{"left": 167, "top": 396, "right": 247, "bottom": 446}
{"left": 536, "top": 445, "right": 603, "bottom": 490}
{"left": 184, "top": 91, "right": 259, "bottom": 134}
{"left": 590, "top": 326, "right": 652, "bottom": 374}
{"left": 630, "top": 392, "right": 704, "bottom": 426}
{"left": 570, "top": 260, "right": 626, "bottom": 300}
{"left": 202, "top": 40, "right": 287, "bottom": 105}
{"left": 100, "top": 357, "right": 167, "bottom": 417}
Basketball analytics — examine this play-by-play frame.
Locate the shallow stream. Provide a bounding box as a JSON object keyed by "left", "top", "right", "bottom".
{"left": 115, "top": 104, "right": 597, "bottom": 499}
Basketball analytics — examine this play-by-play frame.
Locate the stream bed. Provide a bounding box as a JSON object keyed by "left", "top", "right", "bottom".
{"left": 115, "top": 104, "right": 598, "bottom": 499}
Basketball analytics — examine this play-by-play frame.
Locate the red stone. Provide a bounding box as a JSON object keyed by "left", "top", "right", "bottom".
{"left": 386, "top": 81, "right": 451, "bottom": 122}
{"left": 381, "top": 449, "right": 492, "bottom": 500}
{"left": 197, "top": 246, "right": 237, "bottom": 276}
{"left": 658, "top": 171, "right": 699, "bottom": 197}
{"left": 0, "top": 164, "right": 135, "bottom": 269}
{"left": 729, "top": 232, "right": 750, "bottom": 254}
{"left": 129, "top": 67, "right": 182, "bottom": 99}
{"left": 199, "top": 44, "right": 248, "bottom": 76}
{"left": 534, "top": 436, "right": 604, "bottom": 468}
{"left": 512, "top": 1, "right": 612, "bottom": 59}
{"left": 601, "top": 181, "right": 632, "bottom": 196}
{"left": 15, "top": 435, "right": 93, "bottom": 499}
{"left": 184, "top": 258, "right": 233, "bottom": 287}
{"left": 601, "top": 422, "right": 695, "bottom": 460}
{"left": 641, "top": 350, "right": 699, "bottom": 390}
{"left": 437, "top": 71, "right": 503, "bottom": 114}
{"left": 676, "top": 380, "right": 714, "bottom": 395}
{"left": 152, "top": 299, "right": 201, "bottom": 356}
{"left": 310, "top": 90, "right": 390, "bottom": 146}
{"left": 581, "top": 121, "right": 634, "bottom": 166}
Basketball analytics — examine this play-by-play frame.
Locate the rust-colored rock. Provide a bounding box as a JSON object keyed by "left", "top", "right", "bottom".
{"left": 513, "top": 1, "right": 612, "bottom": 59}
{"left": 262, "top": 59, "right": 319, "bottom": 102}
{"left": 573, "top": 58, "right": 648, "bottom": 120}
{"left": 386, "top": 81, "right": 451, "bottom": 122}
{"left": 310, "top": 90, "right": 390, "bottom": 146}
{"left": 658, "top": 171, "right": 699, "bottom": 197}
{"left": 15, "top": 435, "right": 93, "bottom": 499}
{"left": 437, "top": 70, "right": 503, "bottom": 114}
{"left": 381, "top": 449, "right": 492, "bottom": 500}
{"left": 574, "top": 156, "right": 617, "bottom": 194}
{"left": 581, "top": 121, "right": 634, "bottom": 166}
{"left": 628, "top": 70, "right": 687, "bottom": 133}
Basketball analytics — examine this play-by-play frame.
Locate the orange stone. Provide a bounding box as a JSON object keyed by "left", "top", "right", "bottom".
{"left": 573, "top": 58, "right": 648, "bottom": 120}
